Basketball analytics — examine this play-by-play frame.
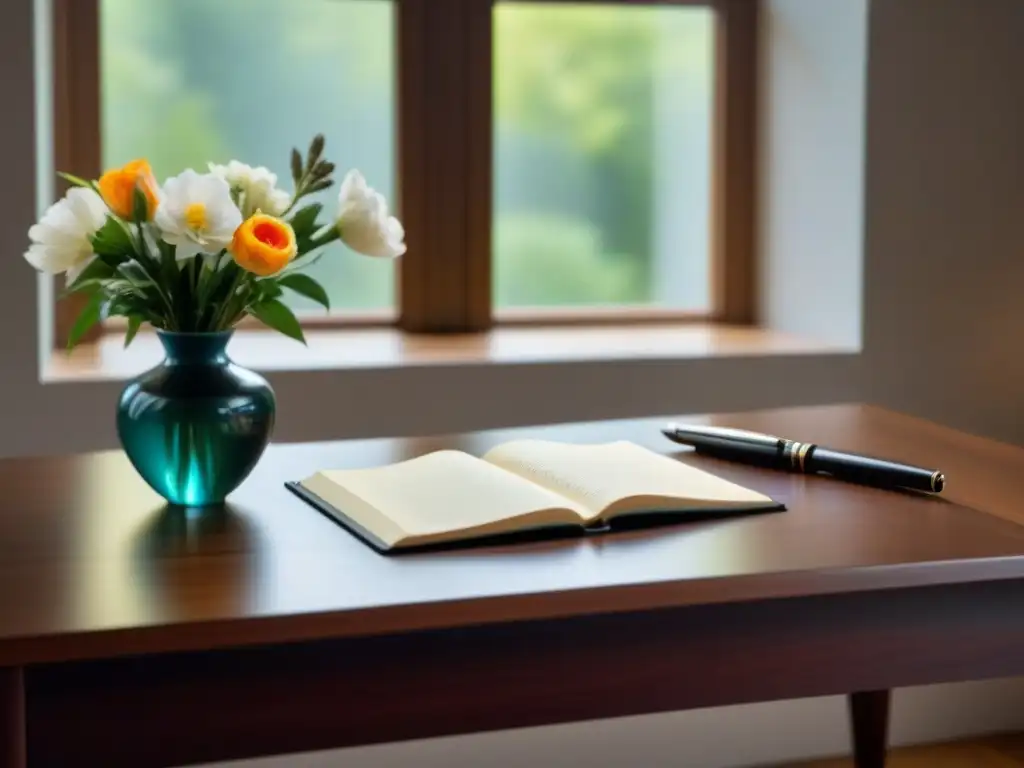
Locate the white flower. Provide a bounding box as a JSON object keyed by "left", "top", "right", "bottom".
{"left": 23, "top": 187, "right": 108, "bottom": 284}
{"left": 336, "top": 170, "right": 406, "bottom": 259}
{"left": 209, "top": 160, "right": 291, "bottom": 218}
{"left": 155, "top": 170, "right": 243, "bottom": 260}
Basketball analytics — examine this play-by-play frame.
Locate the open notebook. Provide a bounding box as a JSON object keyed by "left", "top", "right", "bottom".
{"left": 286, "top": 440, "right": 783, "bottom": 553}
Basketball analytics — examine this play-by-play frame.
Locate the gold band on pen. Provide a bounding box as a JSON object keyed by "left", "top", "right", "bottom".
{"left": 930, "top": 470, "right": 945, "bottom": 492}
{"left": 797, "top": 442, "right": 813, "bottom": 473}
{"left": 786, "top": 441, "right": 810, "bottom": 472}
{"left": 785, "top": 441, "right": 799, "bottom": 470}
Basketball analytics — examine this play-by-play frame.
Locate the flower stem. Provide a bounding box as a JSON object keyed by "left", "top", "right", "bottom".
{"left": 212, "top": 269, "right": 247, "bottom": 331}
{"left": 133, "top": 223, "right": 178, "bottom": 329}
{"left": 280, "top": 181, "right": 306, "bottom": 218}
{"left": 311, "top": 227, "right": 341, "bottom": 249}
{"left": 188, "top": 257, "right": 200, "bottom": 330}
{"left": 194, "top": 252, "right": 222, "bottom": 327}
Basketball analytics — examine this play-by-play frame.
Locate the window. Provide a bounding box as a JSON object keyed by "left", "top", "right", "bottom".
{"left": 494, "top": 4, "right": 714, "bottom": 313}
{"left": 50, "top": 0, "right": 756, "bottom": 344}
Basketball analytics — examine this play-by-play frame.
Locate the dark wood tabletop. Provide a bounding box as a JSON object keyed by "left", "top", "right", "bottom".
{"left": 2, "top": 403, "right": 1024, "bottom": 667}
{"left": 7, "top": 404, "right": 1024, "bottom": 768}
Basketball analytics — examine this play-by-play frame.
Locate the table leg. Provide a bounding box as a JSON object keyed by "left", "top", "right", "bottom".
{"left": 848, "top": 689, "right": 890, "bottom": 768}
{"left": 0, "top": 668, "right": 25, "bottom": 768}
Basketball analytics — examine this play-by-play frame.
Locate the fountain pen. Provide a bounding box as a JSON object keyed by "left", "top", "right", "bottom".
{"left": 662, "top": 423, "right": 945, "bottom": 494}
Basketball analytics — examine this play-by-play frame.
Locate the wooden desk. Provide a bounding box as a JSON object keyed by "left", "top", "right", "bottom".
{"left": 3, "top": 404, "right": 1024, "bottom": 767}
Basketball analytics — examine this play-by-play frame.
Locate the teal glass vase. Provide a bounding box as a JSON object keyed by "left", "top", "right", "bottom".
{"left": 117, "top": 331, "right": 275, "bottom": 507}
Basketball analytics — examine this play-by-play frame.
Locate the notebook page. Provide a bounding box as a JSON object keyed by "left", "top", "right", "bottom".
{"left": 311, "top": 450, "right": 588, "bottom": 538}
{"left": 484, "top": 440, "right": 773, "bottom": 516}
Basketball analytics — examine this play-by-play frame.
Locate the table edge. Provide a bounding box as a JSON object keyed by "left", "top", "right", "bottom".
{"left": 6, "top": 555, "right": 1024, "bottom": 666}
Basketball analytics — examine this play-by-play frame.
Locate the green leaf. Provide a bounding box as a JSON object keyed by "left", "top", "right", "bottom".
{"left": 311, "top": 161, "right": 335, "bottom": 181}
{"left": 96, "top": 252, "right": 131, "bottom": 271}
{"left": 132, "top": 187, "right": 150, "bottom": 223}
{"left": 116, "top": 260, "right": 153, "bottom": 286}
{"left": 306, "top": 134, "right": 325, "bottom": 172}
{"left": 199, "top": 257, "right": 236, "bottom": 308}
{"left": 290, "top": 148, "right": 303, "bottom": 184}
{"left": 101, "top": 296, "right": 127, "bottom": 320}
{"left": 124, "top": 315, "right": 143, "bottom": 348}
{"left": 250, "top": 299, "right": 306, "bottom": 344}
{"left": 258, "top": 280, "right": 284, "bottom": 300}
{"left": 65, "top": 258, "right": 115, "bottom": 294}
{"left": 66, "top": 292, "right": 103, "bottom": 350}
{"left": 278, "top": 273, "right": 330, "bottom": 310}
{"left": 306, "top": 178, "right": 333, "bottom": 195}
{"left": 60, "top": 279, "right": 104, "bottom": 298}
{"left": 101, "top": 279, "right": 134, "bottom": 295}
{"left": 92, "top": 216, "right": 134, "bottom": 248}
{"left": 173, "top": 262, "right": 197, "bottom": 332}
{"left": 58, "top": 172, "right": 93, "bottom": 189}
{"left": 158, "top": 239, "right": 179, "bottom": 286}
{"left": 190, "top": 253, "right": 204, "bottom": 292}
{"left": 289, "top": 203, "right": 323, "bottom": 237}
{"left": 90, "top": 217, "right": 136, "bottom": 260}
{"left": 103, "top": 287, "right": 163, "bottom": 325}
{"left": 104, "top": 287, "right": 144, "bottom": 315}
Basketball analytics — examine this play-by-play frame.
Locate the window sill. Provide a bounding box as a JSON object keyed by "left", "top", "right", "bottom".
{"left": 44, "top": 323, "right": 852, "bottom": 383}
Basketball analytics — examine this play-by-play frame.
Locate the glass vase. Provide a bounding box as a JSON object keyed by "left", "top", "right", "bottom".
{"left": 117, "top": 331, "right": 275, "bottom": 507}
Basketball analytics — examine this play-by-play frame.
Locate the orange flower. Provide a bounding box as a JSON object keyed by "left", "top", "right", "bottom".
{"left": 98, "top": 159, "right": 160, "bottom": 220}
{"left": 231, "top": 214, "right": 297, "bottom": 276}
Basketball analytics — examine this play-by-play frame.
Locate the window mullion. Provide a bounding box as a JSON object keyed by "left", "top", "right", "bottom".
{"left": 710, "top": 0, "right": 758, "bottom": 324}
{"left": 52, "top": 0, "right": 102, "bottom": 348}
{"left": 463, "top": 0, "right": 494, "bottom": 332}
{"left": 398, "top": 0, "right": 493, "bottom": 333}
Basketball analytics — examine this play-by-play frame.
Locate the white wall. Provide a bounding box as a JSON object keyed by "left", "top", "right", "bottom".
{"left": 3, "top": 0, "right": 1024, "bottom": 766}
{"left": 863, "top": 0, "right": 1024, "bottom": 444}
{"left": 758, "top": 0, "right": 867, "bottom": 348}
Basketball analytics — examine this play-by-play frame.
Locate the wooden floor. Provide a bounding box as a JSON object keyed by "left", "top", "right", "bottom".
{"left": 778, "top": 733, "right": 1024, "bottom": 767}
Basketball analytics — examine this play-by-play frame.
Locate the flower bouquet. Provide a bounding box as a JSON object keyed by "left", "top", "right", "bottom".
{"left": 23, "top": 135, "right": 405, "bottom": 507}
{"left": 25, "top": 133, "right": 405, "bottom": 346}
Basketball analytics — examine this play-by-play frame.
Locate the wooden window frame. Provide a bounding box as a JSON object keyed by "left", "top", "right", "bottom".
{"left": 52, "top": 0, "right": 101, "bottom": 348}
{"left": 50, "top": 0, "right": 757, "bottom": 346}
